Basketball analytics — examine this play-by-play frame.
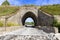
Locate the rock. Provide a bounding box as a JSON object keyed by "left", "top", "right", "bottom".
{"left": 55, "top": 33, "right": 60, "bottom": 40}
{"left": 0, "top": 27, "right": 59, "bottom": 40}
{"left": 0, "top": 35, "right": 58, "bottom": 40}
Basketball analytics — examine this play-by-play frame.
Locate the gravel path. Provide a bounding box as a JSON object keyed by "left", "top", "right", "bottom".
{"left": 0, "top": 27, "right": 59, "bottom": 40}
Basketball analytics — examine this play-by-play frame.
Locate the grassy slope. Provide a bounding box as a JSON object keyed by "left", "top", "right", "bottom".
{"left": 0, "top": 6, "right": 19, "bottom": 16}
{"left": 40, "top": 4, "right": 60, "bottom": 15}
{"left": 0, "top": 4, "right": 60, "bottom": 16}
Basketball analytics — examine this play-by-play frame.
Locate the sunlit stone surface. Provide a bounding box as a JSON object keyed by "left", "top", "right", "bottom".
{"left": 0, "top": 27, "right": 59, "bottom": 40}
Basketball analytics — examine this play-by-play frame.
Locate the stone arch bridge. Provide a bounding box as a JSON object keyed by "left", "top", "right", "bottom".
{"left": 7, "top": 6, "right": 54, "bottom": 27}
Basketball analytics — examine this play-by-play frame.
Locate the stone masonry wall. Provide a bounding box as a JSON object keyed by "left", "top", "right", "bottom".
{"left": 38, "top": 10, "right": 54, "bottom": 26}
{"left": 0, "top": 6, "right": 54, "bottom": 27}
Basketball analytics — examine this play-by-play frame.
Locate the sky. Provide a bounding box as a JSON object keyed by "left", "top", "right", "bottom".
{"left": 9, "top": 0, "right": 60, "bottom": 6}
{"left": 0, "top": 0, "right": 60, "bottom": 6}
{"left": 0, "top": 0, "right": 60, "bottom": 22}
{"left": 25, "top": 18, "right": 34, "bottom": 22}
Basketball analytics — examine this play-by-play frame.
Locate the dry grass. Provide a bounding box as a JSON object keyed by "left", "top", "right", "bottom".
{"left": 40, "top": 4, "right": 60, "bottom": 15}
{"left": 0, "top": 6, "right": 19, "bottom": 16}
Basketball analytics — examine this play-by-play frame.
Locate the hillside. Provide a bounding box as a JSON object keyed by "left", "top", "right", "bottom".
{"left": 40, "top": 4, "right": 60, "bottom": 15}
{"left": 0, "top": 6, "right": 19, "bottom": 16}
{"left": 0, "top": 4, "right": 59, "bottom": 16}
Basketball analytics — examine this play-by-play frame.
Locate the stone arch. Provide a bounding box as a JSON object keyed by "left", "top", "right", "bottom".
{"left": 21, "top": 11, "right": 38, "bottom": 26}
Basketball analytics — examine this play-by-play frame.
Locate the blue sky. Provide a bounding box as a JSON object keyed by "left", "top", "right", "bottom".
{"left": 0, "top": 0, "right": 60, "bottom": 6}
{"left": 0, "top": 0, "right": 60, "bottom": 22}
{"left": 9, "top": 0, "right": 60, "bottom": 6}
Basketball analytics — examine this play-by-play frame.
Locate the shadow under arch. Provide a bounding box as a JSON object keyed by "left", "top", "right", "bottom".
{"left": 22, "top": 11, "right": 38, "bottom": 26}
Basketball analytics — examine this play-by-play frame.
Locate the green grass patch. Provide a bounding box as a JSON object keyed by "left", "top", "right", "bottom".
{"left": 40, "top": 4, "right": 60, "bottom": 15}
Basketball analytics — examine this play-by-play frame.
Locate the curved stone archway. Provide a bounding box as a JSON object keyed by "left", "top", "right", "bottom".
{"left": 21, "top": 12, "right": 38, "bottom": 26}
{"left": 7, "top": 6, "right": 54, "bottom": 27}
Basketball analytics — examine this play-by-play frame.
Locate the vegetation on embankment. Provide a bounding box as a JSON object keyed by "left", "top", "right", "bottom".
{"left": 53, "top": 18, "right": 60, "bottom": 32}
{"left": 0, "top": 0, "right": 19, "bottom": 16}
{"left": 40, "top": 4, "right": 60, "bottom": 15}
{"left": 25, "top": 22, "right": 34, "bottom": 26}
{"left": 0, "top": 6, "right": 19, "bottom": 16}
{"left": 0, "top": 21, "right": 20, "bottom": 27}
{"left": 0, "top": 4, "right": 59, "bottom": 16}
{"left": 2, "top": 0, "right": 10, "bottom": 5}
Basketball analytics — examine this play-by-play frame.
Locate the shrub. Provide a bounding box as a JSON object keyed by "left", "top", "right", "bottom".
{"left": 2, "top": 0, "right": 10, "bottom": 5}
{"left": 55, "top": 22, "right": 60, "bottom": 28}
{"left": 53, "top": 19, "right": 57, "bottom": 27}
{"left": 53, "top": 18, "right": 60, "bottom": 27}
{"left": 55, "top": 22, "right": 60, "bottom": 33}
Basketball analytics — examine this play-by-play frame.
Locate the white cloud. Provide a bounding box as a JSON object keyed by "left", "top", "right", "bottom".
{"left": 25, "top": 18, "right": 34, "bottom": 22}
{"left": 0, "top": 0, "right": 4, "bottom": 5}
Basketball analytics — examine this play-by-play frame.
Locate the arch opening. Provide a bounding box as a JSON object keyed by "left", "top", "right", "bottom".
{"left": 22, "top": 12, "right": 37, "bottom": 27}
{"left": 25, "top": 17, "right": 35, "bottom": 27}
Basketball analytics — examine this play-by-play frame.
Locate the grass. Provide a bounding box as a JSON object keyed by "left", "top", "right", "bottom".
{"left": 0, "top": 4, "right": 60, "bottom": 16}
{"left": 25, "top": 22, "right": 34, "bottom": 26}
{"left": 0, "top": 6, "right": 19, "bottom": 16}
{"left": 0, "top": 21, "right": 20, "bottom": 27}
{"left": 40, "top": 4, "right": 60, "bottom": 15}
{"left": 6, "top": 22, "right": 20, "bottom": 27}
{"left": 0, "top": 21, "right": 3, "bottom": 27}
